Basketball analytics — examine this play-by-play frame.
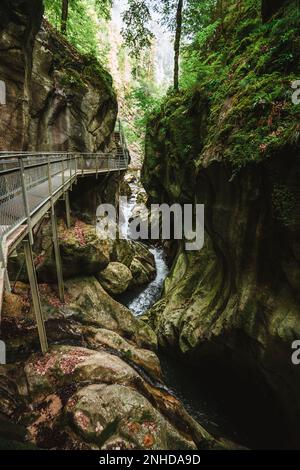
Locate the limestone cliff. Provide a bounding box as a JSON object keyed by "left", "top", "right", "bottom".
{"left": 0, "top": 0, "right": 117, "bottom": 151}
{"left": 142, "top": 0, "right": 300, "bottom": 447}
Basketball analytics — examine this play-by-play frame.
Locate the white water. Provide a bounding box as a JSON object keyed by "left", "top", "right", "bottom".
{"left": 126, "top": 246, "right": 169, "bottom": 316}
{"left": 119, "top": 176, "right": 169, "bottom": 316}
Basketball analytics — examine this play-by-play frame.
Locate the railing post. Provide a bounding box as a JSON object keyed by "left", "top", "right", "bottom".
{"left": 75, "top": 155, "right": 78, "bottom": 184}
{"left": 0, "top": 244, "right": 11, "bottom": 293}
{"left": 23, "top": 238, "right": 48, "bottom": 354}
{"left": 81, "top": 155, "right": 84, "bottom": 177}
{"left": 61, "top": 157, "right": 65, "bottom": 187}
{"left": 50, "top": 206, "right": 65, "bottom": 303}
{"left": 96, "top": 154, "right": 99, "bottom": 179}
{"left": 19, "top": 156, "right": 34, "bottom": 245}
{"left": 65, "top": 191, "right": 71, "bottom": 229}
{"left": 47, "top": 156, "right": 53, "bottom": 200}
{"left": 69, "top": 155, "right": 72, "bottom": 183}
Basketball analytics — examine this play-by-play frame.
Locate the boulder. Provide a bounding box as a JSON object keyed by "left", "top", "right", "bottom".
{"left": 97, "top": 262, "right": 133, "bottom": 295}
{"left": 38, "top": 221, "right": 111, "bottom": 280}
{"left": 42, "top": 277, "right": 157, "bottom": 351}
{"left": 113, "top": 240, "right": 156, "bottom": 288}
{"left": 66, "top": 383, "right": 196, "bottom": 450}
{"left": 85, "top": 328, "right": 162, "bottom": 381}
{"left": 22, "top": 345, "right": 227, "bottom": 450}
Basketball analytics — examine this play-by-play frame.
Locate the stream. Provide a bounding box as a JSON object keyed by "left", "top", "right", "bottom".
{"left": 117, "top": 174, "right": 242, "bottom": 445}
{"left": 118, "top": 173, "right": 282, "bottom": 450}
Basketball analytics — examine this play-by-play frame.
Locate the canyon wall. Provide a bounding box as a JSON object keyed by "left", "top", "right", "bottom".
{"left": 142, "top": 0, "right": 300, "bottom": 447}
{"left": 0, "top": 0, "right": 117, "bottom": 152}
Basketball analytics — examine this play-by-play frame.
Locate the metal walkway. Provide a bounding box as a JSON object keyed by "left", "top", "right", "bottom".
{"left": 0, "top": 121, "right": 129, "bottom": 340}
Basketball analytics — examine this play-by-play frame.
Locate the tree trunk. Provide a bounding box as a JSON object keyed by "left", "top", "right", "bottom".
{"left": 174, "top": 0, "right": 183, "bottom": 91}
{"left": 61, "top": 0, "right": 69, "bottom": 34}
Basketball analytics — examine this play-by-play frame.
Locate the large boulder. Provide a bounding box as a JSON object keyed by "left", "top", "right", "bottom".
{"left": 66, "top": 383, "right": 196, "bottom": 450}
{"left": 21, "top": 345, "right": 228, "bottom": 450}
{"left": 8, "top": 220, "right": 111, "bottom": 282}
{"left": 97, "top": 262, "right": 133, "bottom": 295}
{"left": 113, "top": 240, "right": 156, "bottom": 288}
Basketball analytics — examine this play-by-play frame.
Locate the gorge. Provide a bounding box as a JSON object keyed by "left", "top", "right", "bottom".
{"left": 0, "top": 0, "right": 300, "bottom": 453}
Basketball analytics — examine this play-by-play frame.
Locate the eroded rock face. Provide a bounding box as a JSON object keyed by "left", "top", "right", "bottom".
{"left": 1, "top": 290, "right": 231, "bottom": 450}
{"left": 142, "top": 2, "right": 300, "bottom": 447}
{"left": 0, "top": 2, "right": 117, "bottom": 151}
{"left": 20, "top": 345, "right": 221, "bottom": 450}
{"left": 97, "top": 262, "right": 133, "bottom": 295}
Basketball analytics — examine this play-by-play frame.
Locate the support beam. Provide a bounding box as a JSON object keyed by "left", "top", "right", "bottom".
{"left": 19, "top": 157, "right": 34, "bottom": 245}
{"left": 51, "top": 207, "right": 65, "bottom": 303}
{"left": 65, "top": 191, "right": 71, "bottom": 229}
{"left": 0, "top": 245, "right": 11, "bottom": 293}
{"left": 23, "top": 239, "right": 48, "bottom": 354}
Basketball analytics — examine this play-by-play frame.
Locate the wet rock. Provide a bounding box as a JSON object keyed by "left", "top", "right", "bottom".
{"left": 42, "top": 277, "right": 157, "bottom": 351}
{"left": 66, "top": 383, "right": 197, "bottom": 450}
{"left": 85, "top": 328, "right": 162, "bottom": 381}
{"left": 97, "top": 262, "right": 133, "bottom": 295}
{"left": 113, "top": 240, "right": 156, "bottom": 287}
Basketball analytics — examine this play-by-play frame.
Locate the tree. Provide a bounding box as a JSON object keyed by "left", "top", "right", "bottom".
{"left": 44, "top": 0, "right": 113, "bottom": 59}
{"left": 122, "top": 0, "right": 186, "bottom": 91}
{"left": 61, "top": 0, "right": 69, "bottom": 34}
{"left": 121, "top": 0, "right": 154, "bottom": 59}
{"left": 174, "top": 0, "right": 183, "bottom": 91}
{"left": 45, "top": 0, "right": 112, "bottom": 36}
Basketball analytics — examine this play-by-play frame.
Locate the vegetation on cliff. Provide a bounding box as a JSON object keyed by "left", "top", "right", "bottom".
{"left": 142, "top": 0, "right": 300, "bottom": 449}
{"left": 144, "top": 0, "right": 300, "bottom": 176}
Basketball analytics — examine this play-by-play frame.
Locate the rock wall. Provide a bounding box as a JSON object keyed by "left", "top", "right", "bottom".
{"left": 142, "top": 0, "right": 300, "bottom": 447}
{"left": 0, "top": 0, "right": 117, "bottom": 151}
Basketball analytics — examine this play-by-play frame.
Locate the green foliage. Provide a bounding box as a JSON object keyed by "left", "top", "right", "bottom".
{"left": 123, "top": 79, "right": 164, "bottom": 151}
{"left": 44, "top": 0, "right": 112, "bottom": 61}
{"left": 121, "top": 0, "right": 154, "bottom": 58}
{"left": 167, "top": 0, "right": 300, "bottom": 169}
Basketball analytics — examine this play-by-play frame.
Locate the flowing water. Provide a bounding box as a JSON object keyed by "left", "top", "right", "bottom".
{"left": 118, "top": 174, "right": 283, "bottom": 449}
{"left": 120, "top": 246, "right": 169, "bottom": 316}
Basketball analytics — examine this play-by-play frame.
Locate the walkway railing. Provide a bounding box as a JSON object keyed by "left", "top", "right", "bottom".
{"left": 0, "top": 122, "right": 129, "bottom": 317}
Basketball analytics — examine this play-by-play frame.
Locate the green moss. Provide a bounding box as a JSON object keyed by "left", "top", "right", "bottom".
{"left": 59, "top": 70, "right": 86, "bottom": 91}
{"left": 48, "top": 23, "right": 115, "bottom": 102}
{"left": 272, "top": 184, "right": 297, "bottom": 226}
{"left": 145, "top": 0, "right": 300, "bottom": 178}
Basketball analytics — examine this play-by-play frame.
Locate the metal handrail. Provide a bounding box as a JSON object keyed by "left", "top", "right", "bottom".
{"left": 0, "top": 123, "right": 129, "bottom": 287}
